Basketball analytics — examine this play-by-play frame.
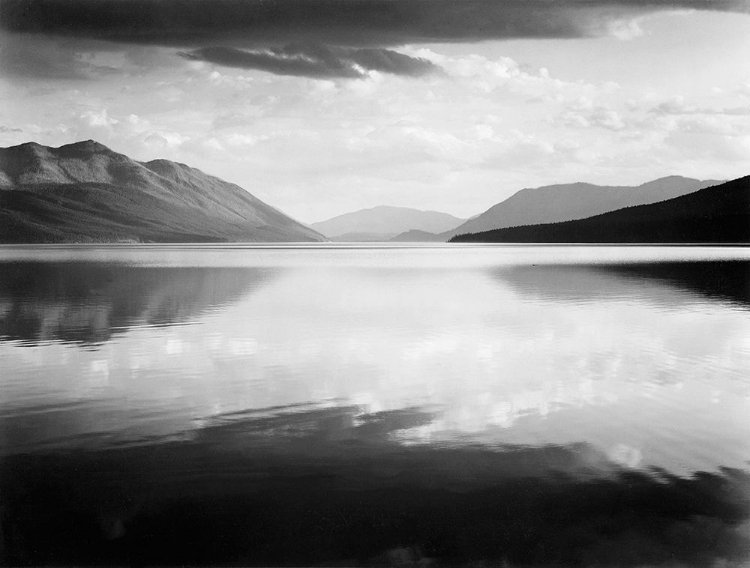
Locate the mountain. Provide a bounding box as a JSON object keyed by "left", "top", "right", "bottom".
{"left": 442, "top": 176, "right": 722, "bottom": 240}
{"left": 0, "top": 140, "right": 325, "bottom": 243}
{"left": 389, "top": 230, "right": 444, "bottom": 242}
{"left": 451, "top": 175, "right": 750, "bottom": 244}
{"left": 310, "top": 206, "right": 465, "bottom": 241}
{"left": 328, "top": 232, "right": 399, "bottom": 242}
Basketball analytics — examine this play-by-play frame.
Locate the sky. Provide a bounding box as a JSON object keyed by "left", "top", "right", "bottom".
{"left": 1, "top": 0, "right": 750, "bottom": 223}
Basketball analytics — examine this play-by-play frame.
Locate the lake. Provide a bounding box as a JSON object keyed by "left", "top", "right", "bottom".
{"left": 1, "top": 244, "right": 749, "bottom": 566}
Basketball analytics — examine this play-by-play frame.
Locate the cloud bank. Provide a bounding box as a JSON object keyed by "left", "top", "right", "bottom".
{"left": 180, "top": 44, "right": 441, "bottom": 78}
{"left": 2, "top": 0, "right": 748, "bottom": 46}
{"left": 1, "top": 0, "right": 748, "bottom": 78}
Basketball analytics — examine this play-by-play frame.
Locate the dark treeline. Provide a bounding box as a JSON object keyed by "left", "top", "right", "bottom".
{"left": 451, "top": 176, "right": 750, "bottom": 244}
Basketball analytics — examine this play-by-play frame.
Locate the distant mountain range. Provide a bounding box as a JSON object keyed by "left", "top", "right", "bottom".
{"left": 451, "top": 176, "right": 750, "bottom": 244}
{"left": 310, "top": 206, "right": 465, "bottom": 241}
{"left": 0, "top": 141, "right": 324, "bottom": 243}
{"left": 0, "top": 141, "right": 742, "bottom": 245}
{"left": 444, "top": 176, "right": 722, "bottom": 238}
{"left": 327, "top": 232, "right": 400, "bottom": 242}
{"left": 389, "top": 229, "right": 446, "bottom": 242}
{"left": 391, "top": 176, "right": 723, "bottom": 242}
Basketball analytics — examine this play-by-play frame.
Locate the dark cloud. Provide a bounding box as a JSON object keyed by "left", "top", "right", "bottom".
{"left": 0, "top": 33, "right": 137, "bottom": 80}
{"left": 2, "top": 0, "right": 748, "bottom": 79}
{"left": 180, "top": 43, "right": 440, "bottom": 78}
{"left": 1, "top": 0, "right": 748, "bottom": 48}
{"left": 0, "top": 33, "right": 90, "bottom": 79}
{"left": 347, "top": 47, "right": 442, "bottom": 76}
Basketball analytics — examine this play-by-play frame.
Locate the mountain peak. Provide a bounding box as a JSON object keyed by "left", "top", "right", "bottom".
{"left": 451, "top": 176, "right": 750, "bottom": 244}
{"left": 444, "top": 176, "right": 723, "bottom": 239}
{"left": 3, "top": 141, "right": 50, "bottom": 157}
{"left": 640, "top": 175, "right": 694, "bottom": 185}
{"left": 14, "top": 141, "right": 44, "bottom": 149}
{"left": 310, "top": 206, "right": 466, "bottom": 238}
{"left": 0, "top": 140, "right": 326, "bottom": 243}
{"left": 59, "top": 140, "right": 114, "bottom": 154}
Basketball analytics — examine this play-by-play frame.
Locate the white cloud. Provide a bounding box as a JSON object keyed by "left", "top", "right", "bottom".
{"left": 556, "top": 105, "right": 627, "bottom": 131}
{"left": 79, "top": 109, "right": 117, "bottom": 129}
{"left": 605, "top": 16, "right": 646, "bottom": 40}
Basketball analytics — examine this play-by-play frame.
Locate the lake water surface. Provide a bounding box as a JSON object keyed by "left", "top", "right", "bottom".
{"left": 1, "top": 245, "right": 749, "bottom": 566}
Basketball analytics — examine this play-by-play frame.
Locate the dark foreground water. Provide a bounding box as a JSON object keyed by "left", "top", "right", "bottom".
{"left": 1, "top": 245, "right": 749, "bottom": 567}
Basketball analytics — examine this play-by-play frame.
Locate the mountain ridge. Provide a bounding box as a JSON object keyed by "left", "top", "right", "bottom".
{"left": 450, "top": 176, "right": 750, "bottom": 244}
{"left": 0, "top": 140, "right": 325, "bottom": 243}
{"left": 440, "top": 176, "right": 723, "bottom": 240}
{"left": 311, "top": 205, "right": 465, "bottom": 240}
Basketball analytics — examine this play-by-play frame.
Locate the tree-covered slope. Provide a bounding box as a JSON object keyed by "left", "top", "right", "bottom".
{"left": 444, "top": 176, "right": 722, "bottom": 240}
{"left": 451, "top": 176, "right": 750, "bottom": 244}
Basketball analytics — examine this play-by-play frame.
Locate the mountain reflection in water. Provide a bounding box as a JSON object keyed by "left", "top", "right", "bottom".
{"left": 0, "top": 263, "right": 274, "bottom": 345}
{"left": 0, "top": 246, "right": 749, "bottom": 566}
{"left": 496, "top": 260, "right": 750, "bottom": 308}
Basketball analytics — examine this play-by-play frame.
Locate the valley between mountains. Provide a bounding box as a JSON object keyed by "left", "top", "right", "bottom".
{"left": 1, "top": 140, "right": 747, "bottom": 244}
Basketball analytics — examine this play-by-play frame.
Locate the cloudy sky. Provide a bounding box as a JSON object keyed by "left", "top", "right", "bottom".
{"left": 1, "top": 0, "right": 750, "bottom": 222}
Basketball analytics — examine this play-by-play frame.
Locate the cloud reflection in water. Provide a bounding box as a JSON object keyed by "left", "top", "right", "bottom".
{"left": 1, "top": 403, "right": 749, "bottom": 566}
{"left": 1, "top": 257, "right": 749, "bottom": 472}
{"left": 0, "top": 249, "right": 749, "bottom": 565}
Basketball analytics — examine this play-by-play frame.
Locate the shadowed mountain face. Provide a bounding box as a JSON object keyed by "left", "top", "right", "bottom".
{"left": 1, "top": 404, "right": 748, "bottom": 566}
{"left": 0, "top": 263, "right": 274, "bottom": 345}
{"left": 0, "top": 141, "right": 325, "bottom": 243}
{"left": 311, "top": 205, "right": 465, "bottom": 240}
{"left": 452, "top": 175, "right": 750, "bottom": 244}
{"left": 444, "top": 176, "right": 722, "bottom": 240}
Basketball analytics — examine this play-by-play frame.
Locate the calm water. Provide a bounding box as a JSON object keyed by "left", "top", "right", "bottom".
{"left": 1, "top": 244, "right": 749, "bottom": 566}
